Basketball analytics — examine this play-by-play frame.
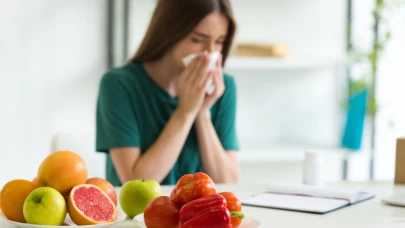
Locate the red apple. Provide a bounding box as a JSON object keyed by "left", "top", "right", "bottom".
{"left": 144, "top": 196, "right": 181, "bottom": 228}
{"left": 86, "top": 177, "right": 117, "bottom": 205}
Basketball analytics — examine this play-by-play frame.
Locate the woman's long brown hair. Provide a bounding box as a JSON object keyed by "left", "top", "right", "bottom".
{"left": 128, "top": 0, "right": 236, "bottom": 66}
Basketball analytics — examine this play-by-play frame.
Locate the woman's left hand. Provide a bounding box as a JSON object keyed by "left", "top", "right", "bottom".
{"left": 198, "top": 54, "right": 225, "bottom": 115}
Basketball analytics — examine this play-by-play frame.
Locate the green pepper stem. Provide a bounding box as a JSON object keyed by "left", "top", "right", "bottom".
{"left": 230, "top": 211, "right": 245, "bottom": 219}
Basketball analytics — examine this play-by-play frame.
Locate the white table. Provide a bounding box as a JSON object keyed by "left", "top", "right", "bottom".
{"left": 1, "top": 181, "right": 405, "bottom": 228}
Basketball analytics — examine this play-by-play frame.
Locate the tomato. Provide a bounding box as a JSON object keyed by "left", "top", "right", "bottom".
{"left": 175, "top": 172, "right": 216, "bottom": 206}
{"left": 144, "top": 196, "right": 181, "bottom": 228}
{"left": 219, "top": 192, "right": 244, "bottom": 228}
{"left": 170, "top": 186, "right": 177, "bottom": 202}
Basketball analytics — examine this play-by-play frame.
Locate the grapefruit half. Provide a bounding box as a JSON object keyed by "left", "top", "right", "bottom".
{"left": 67, "top": 184, "right": 117, "bottom": 225}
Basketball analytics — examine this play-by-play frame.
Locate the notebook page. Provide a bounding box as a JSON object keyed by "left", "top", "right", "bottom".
{"left": 242, "top": 193, "right": 349, "bottom": 214}
{"left": 268, "top": 184, "right": 372, "bottom": 204}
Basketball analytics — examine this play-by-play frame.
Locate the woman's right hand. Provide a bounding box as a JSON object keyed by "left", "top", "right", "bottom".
{"left": 176, "top": 52, "right": 213, "bottom": 119}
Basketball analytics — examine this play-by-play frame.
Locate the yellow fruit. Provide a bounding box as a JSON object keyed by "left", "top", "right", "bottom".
{"left": 37, "top": 150, "right": 87, "bottom": 196}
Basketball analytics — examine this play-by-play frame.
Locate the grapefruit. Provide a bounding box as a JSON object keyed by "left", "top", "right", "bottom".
{"left": 31, "top": 177, "right": 40, "bottom": 188}
{"left": 37, "top": 150, "right": 87, "bottom": 196}
{"left": 86, "top": 177, "right": 117, "bottom": 206}
{"left": 0, "top": 179, "right": 38, "bottom": 223}
{"left": 67, "top": 184, "right": 117, "bottom": 225}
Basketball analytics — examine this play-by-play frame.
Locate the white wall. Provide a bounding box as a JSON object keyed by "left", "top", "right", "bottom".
{"left": 0, "top": 0, "right": 106, "bottom": 187}
{"left": 232, "top": 0, "right": 347, "bottom": 58}
{"left": 229, "top": 0, "right": 347, "bottom": 148}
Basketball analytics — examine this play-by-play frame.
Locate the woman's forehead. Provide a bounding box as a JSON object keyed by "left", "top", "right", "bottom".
{"left": 192, "top": 12, "right": 228, "bottom": 37}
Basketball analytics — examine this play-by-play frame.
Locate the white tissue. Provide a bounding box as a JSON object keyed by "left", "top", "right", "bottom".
{"left": 182, "top": 51, "right": 220, "bottom": 95}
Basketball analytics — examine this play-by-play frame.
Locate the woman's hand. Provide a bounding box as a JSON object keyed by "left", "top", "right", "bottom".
{"left": 198, "top": 54, "right": 225, "bottom": 115}
{"left": 177, "top": 52, "right": 213, "bottom": 119}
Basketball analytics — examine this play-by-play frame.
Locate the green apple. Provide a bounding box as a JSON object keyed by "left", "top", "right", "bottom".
{"left": 119, "top": 179, "right": 162, "bottom": 218}
{"left": 23, "top": 187, "right": 67, "bottom": 225}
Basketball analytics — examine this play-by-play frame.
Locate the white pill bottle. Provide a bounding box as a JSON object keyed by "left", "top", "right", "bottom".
{"left": 303, "top": 151, "right": 324, "bottom": 186}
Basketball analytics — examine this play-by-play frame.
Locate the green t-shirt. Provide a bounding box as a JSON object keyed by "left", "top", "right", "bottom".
{"left": 95, "top": 62, "right": 239, "bottom": 186}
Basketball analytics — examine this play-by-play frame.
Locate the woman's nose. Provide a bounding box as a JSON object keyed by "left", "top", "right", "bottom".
{"left": 205, "top": 42, "right": 216, "bottom": 53}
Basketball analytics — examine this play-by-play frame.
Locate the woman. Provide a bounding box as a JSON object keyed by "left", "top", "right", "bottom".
{"left": 96, "top": 0, "right": 239, "bottom": 186}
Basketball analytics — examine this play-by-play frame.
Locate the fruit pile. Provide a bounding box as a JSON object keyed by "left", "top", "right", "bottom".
{"left": 1, "top": 150, "right": 244, "bottom": 227}
{"left": 140, "top": 172, "right": 245, "bottom": 228}
{"left": 0, "top": 150, "right": 118, "bottom": 226}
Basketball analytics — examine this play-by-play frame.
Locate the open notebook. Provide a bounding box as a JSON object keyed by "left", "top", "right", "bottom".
{"left": 241, "top": 183, "right": 374, "bottom": 214}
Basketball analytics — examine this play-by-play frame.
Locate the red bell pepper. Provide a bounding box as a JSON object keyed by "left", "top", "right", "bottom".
{"left": 182, "top": 206, "right": 231, "bottom": 228}
{"left": 179, "top": 194, "right": 227, "bottom": 223}
{"left": 219, "top": 192, "right": 245, "bottom": 228}
{"left": 175, "top": 172, "right": 216, "bottom": 206}
{"left": 180, "top": 194, "right": 231, "bottom": 228}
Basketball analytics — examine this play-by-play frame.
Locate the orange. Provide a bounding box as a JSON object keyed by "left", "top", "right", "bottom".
{"left": 0, "top": 179, "right": 38, "bottom": 223}
{"left": 68, "top": 184, "right": 117, "bottom": 225}
{"left": 37, "top": 150, "right": 87, "bottom": 197}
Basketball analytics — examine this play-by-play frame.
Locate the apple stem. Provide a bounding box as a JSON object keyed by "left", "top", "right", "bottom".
{"left": 33, "top": 196, "right": 42, "bottom": 204}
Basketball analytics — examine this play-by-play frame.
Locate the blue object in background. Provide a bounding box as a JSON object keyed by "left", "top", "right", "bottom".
{"left": 341, "top": 89, "right": 368, "bottom": 151}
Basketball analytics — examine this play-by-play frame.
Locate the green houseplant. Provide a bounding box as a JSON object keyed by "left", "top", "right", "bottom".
{"left": 342, "top": 0, "right": 405, "bottom": 179}
{"left": 342, "top": 0, "right": 404, "bottom": 178}
{"left": 349, "top": 0, "right": 404, "bottom": 117}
